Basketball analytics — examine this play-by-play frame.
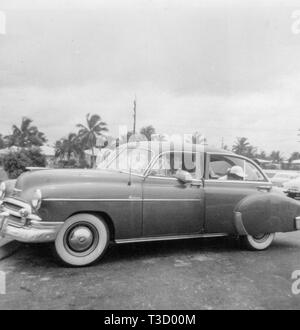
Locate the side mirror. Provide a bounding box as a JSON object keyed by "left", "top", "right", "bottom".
{"left": 175, "top": 170, "right": 193, "bottom": 184}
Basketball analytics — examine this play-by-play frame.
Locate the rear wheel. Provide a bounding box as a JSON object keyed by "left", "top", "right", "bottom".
{"left": 240, "top": 233, "right": 275, "bottom": 251}
{"left": 55, "top": 213, "right": 109, "bottom": 267}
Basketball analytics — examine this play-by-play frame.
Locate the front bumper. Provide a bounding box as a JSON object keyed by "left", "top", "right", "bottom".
{"left": 0, "top": 198, "right": 63, "bottom": 243}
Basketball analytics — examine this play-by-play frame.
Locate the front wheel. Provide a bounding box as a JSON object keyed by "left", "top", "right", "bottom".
{"left": 240, "top": 233, "right": 275, "bottom": 251}
{"left": 55, "top": 213, "right": 109, "bottom": 267}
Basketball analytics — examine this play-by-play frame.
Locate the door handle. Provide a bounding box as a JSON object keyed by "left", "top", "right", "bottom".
{"left": 257, "top": 185, "right": 272, "bottom": 192}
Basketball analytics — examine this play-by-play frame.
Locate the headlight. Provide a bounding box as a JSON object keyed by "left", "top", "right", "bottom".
{"left": 0, "top": 182, "right": 6, "bottom": 200}
{"left": 31, "top": 189, "right": 42, "bottom": 210}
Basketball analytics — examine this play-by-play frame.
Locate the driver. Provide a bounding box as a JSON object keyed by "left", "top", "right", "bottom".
{"left": 219, "top": 166, "right": 245, "bottom": 181}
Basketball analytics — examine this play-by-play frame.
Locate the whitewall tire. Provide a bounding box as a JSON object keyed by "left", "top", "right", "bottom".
{"left": 55, "top": 213, "right": 109, "bottom": 267}
{"left": 241, "top": 233, "right": 275, "bottom": 251}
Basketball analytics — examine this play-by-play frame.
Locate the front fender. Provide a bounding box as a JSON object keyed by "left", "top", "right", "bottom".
{"left": 234, "top": 193, "right": 300, "bottom": 236}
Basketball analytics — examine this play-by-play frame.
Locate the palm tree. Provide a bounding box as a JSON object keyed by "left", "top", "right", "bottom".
{"left": 289, "top": 152, "right": 300, "bottom": 163}
{"left": 55, "top": 133, "right": 83, "bottom": 161}
{"left": 6, "top": 117, "right": 47, "bottom": 147}
{"left": 232, "top": 137, "right": 256, "bottom": 158}
{"left": 77, "top": 114, "right": 108, "bottom": 167}
{"left": 140, "top": 125, "right": 156, "bottom": 141}
{"left": 151, "top": 134, "right": 167, "bottom": 142}
{"left": 269, "top": 150, "right": 283, "bottom": 163}
{"left": 256, "top": 151, "right": 268, "bottom": 160}
{"left": 192, "top": 132, "right": 207, "bottom": 145}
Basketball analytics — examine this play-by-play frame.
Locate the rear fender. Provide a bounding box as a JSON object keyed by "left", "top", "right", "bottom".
{"left": 234, "top": 193, "right": 300, "bottom": 236}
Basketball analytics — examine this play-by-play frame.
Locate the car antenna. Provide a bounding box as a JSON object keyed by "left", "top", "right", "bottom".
{"left": 128, "top": 159, "right": 132, "bottom": 186}
{"left": 128, "top": 146, "right": 133, "bottom": 186}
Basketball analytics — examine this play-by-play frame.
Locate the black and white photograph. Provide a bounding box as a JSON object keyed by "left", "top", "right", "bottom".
{"left": 1, "top": 0, "right": 300, "bottom": 312}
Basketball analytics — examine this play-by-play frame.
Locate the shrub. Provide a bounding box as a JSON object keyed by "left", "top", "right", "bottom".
{"left": 56, "top": 159, "right": 77, "bottom": 169}
{"left": 55, "top": 158, "right": 89, "bottom": 169}
{"left": 2, "top": 148, "right": 46, "bottom": 179}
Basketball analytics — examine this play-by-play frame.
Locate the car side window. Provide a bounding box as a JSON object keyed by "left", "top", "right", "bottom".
{"left": 209, "top": 155, "right": 245, "bottom": 180}
{"left": 244, "top": 160, "right": 266, "bottom": 182}
{"left": 149, "top": 152, "right": 199, "bottom": 179}
{"left": 209, "top": 155, "right": 266, "bottom": 182}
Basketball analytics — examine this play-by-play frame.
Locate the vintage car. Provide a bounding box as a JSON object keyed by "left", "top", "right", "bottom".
{"left": 270, "top": 171, "right": 300, "bottom": 188}
{"left": 1, "top": 141, "right": 300, "bottom": 267}
{"left": 283, "top": 177, "right": 300, "bottom": 200}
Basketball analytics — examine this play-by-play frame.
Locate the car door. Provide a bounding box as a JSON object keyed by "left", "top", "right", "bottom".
{"left": 142, "top": 151, "right": 205, "bottom": 237}
{"left": 204, "top": 153, "right": 272, "bottom": 234}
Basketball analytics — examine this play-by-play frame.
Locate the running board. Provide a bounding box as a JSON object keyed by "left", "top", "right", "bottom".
{"left": 115, "top": 233, "right": 228, "bottom": 244}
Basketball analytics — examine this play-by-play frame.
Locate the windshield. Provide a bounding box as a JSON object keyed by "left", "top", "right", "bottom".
{"left": 105, "top": 147, "right": 153, "bottom": 175}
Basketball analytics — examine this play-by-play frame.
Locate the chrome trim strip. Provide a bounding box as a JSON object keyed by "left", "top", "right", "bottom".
{"left": 144, "top": 199, "right": 200, "bottom": 202}
{"left": 206, "top": 179, "right": 272, "bottom": 185}
{"left": 43, "top": 198, "right": 142, "bottom": 202}
{"left": 115, "top": 233, "right": 228, "bottom": 244}
{"left": 234, "top": 212, "right": 249, "bottom": 236}
{"left": 43, "top": 198, "right": 200, "bottom": 202}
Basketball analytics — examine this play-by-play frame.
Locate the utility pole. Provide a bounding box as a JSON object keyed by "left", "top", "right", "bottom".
{"left": 133, "top": 96, "right": 137, "bottom": 135}
{"left": 221, "top": 137, "right": 224, "bottom": 149}
{"left": 298, "top": 129, "right": 300, "bottom": 143}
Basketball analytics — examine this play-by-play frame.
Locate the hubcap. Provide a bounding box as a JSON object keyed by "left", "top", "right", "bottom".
{"left": 68, "top": 226, "right": 94, "bottom": 252}
{"left": 252, "top": 233, "right": 270, "bottom": 243}
{"left": 63, "top": 222, "right": 100, "bottom": 256}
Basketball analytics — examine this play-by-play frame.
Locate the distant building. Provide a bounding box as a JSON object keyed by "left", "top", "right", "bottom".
{"left": 39, "top": 145, "right": 55, "bottom": 167}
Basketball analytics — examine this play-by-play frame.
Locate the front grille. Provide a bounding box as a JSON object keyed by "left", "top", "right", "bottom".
{"left": 2, "top": 197, "right": 32, "bottom": 219}
{"left": 7, "top": 215, "right": 24, "bottom": 227}
{"left": 3, "top": 201, "right": 22, "bottom": 213}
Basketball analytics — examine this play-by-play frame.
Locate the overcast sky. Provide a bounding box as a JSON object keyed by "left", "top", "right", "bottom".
{"left": 1, "top": 0, "right": 300, "bottom": 156}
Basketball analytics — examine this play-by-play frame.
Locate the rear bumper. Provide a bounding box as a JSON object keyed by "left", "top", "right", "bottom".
{"left": 0, "top": 198, "right": 63, "bottom": 243}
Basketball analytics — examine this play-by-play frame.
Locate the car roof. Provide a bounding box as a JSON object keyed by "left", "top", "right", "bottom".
{"left": 124, "top": 141, "right": 234, "bottom": 156}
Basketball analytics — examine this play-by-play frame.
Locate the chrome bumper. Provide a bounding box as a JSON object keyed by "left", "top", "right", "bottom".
{"left": 0, "top": 198, "right": 63, "bottom": 243}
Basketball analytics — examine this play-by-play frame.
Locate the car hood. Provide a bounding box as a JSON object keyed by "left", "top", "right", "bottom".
{"left": 15, "top": 168, "right": 131, "bottom": 200}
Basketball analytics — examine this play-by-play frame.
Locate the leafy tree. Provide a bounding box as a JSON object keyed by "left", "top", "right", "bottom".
{"left": 6, "top": 117, "right": 47, "bottom": 147}
{"left": 2, "top": 148, "right": 46, "bottom": 179}
{"left": 232, "top": 137, "right": 257, "bottom": 158}
{"left": 269, "top": 150, "right": 283, "bottom": 163}
{"left": 289, "top": 152, "right": 300, "bottom": 163}
{"left": 77, "top": 114, "right": 108, "bottom": 167}
{"left": 140, "top": 125, "right": 156, "bottom": 141}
